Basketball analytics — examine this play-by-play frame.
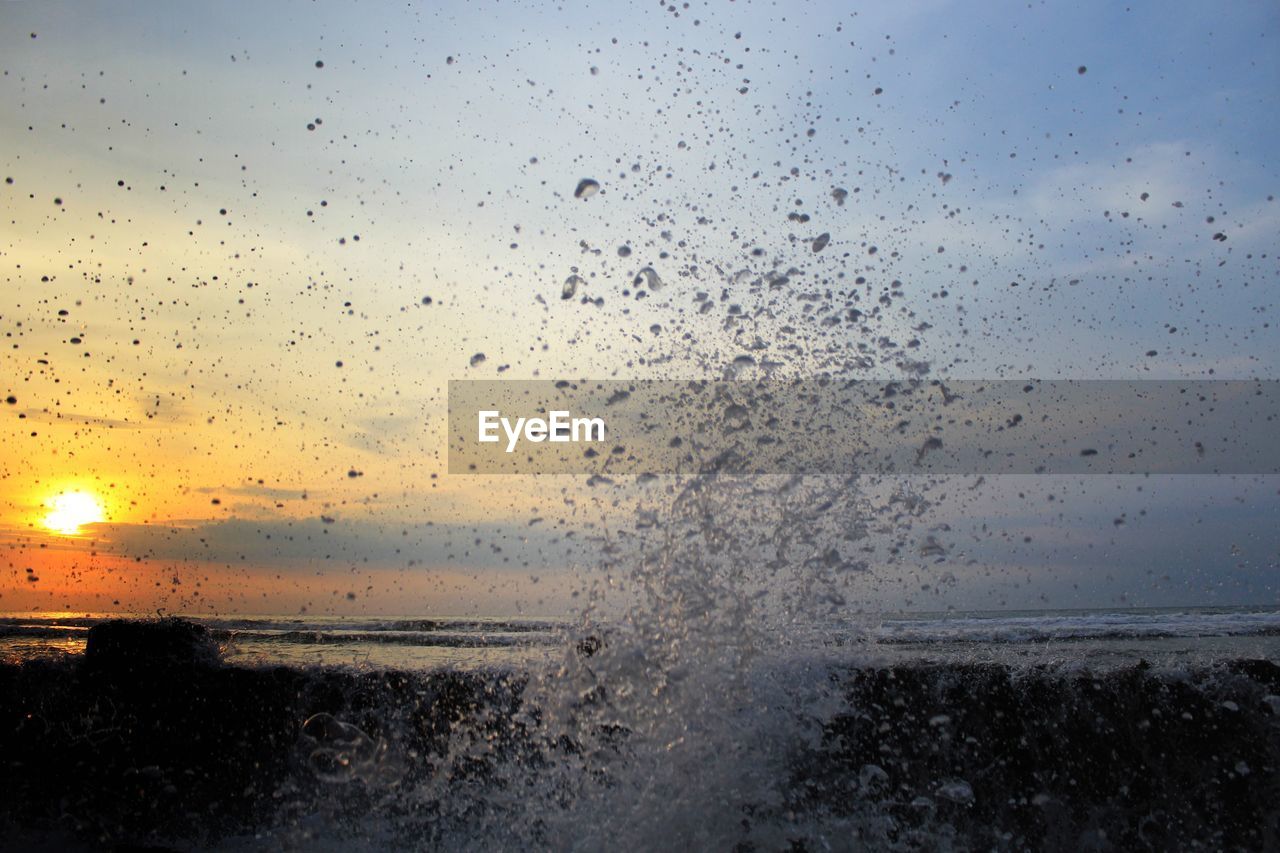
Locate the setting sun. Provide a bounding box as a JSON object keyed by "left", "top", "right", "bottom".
{"left": 43, "top": 492, "right": 105, "bottom": 536}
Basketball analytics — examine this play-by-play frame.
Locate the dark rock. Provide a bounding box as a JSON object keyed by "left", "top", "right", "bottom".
{"left": 85, "top": 617, "right": 221, "bottom": 671}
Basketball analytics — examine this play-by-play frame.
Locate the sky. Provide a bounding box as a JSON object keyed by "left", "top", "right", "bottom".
{"left": 1, "top": 0, "right": 1277, "bottom": 617}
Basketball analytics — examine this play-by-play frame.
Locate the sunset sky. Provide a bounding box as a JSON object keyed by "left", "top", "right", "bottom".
{"left": 2, "top": 0, "right": 1277, "bottom": 616}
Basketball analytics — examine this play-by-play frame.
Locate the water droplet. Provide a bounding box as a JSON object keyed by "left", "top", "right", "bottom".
{"left": 723, "top": 402, "right": 751, "bottom": 431}
{"left": 937, "top": 780, "right": 974, "bottom": 805}
{"left": 562, "top": 274, "right": 584, "bottom": 300}
{"left": 633, "top": 267, "right": 663, "bottom": 291}
{"left": 574, "top": 178, "right": 600, "bottom": 199}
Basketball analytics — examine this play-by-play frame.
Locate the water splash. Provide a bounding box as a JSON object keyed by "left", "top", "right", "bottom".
{"left": 395, "top": 461, "right": 881, "bottom": 850}
{"left": 301, "top": 713, "right": 404, "bottom": 786}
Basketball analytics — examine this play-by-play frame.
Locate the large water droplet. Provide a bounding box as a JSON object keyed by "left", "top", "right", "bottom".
{"left": 562, "top": 274, "right": 584, "bottom": 300}
{"left": 812, "top": 233, "right": 830, "bottom": 252}
{"left": 574, "top": 179, "right": 600, "bottom": 199}
{"left": 470, "top": 352, "right": 486, "bottom": 367}
{"left": 722, "top": 402, "right": 751, "bottom": 432}
{"left": 728, "top": 354, "right": 757, "bottom": 378}
{"left": 633, "top": 267, "right": 663, "bottom": 291}
{"left": 831, "top": 188, "right": 848, "bottom": 206}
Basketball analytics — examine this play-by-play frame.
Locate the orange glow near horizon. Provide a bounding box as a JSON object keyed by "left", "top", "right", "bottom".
{"left": 42, "top": 491, "right": 106, "bottom": 537}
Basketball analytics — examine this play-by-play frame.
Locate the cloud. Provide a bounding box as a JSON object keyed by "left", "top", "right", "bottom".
{"left": 79, "top": 515, "right": 591, "bottom": 571}
{"left": 11, "top": 410, "right": 164, "bottom": 430}
{"left": 192, "top": 484, "right": 307, "bottom": 501}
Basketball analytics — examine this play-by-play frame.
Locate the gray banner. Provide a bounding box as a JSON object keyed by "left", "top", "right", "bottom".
{"left": 447, "top": 379, "right": 1280, "bottom": 476}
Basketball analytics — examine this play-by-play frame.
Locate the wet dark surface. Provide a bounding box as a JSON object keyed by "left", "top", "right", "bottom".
{"left": 801, "top": 660, "right": 1280, "bottom": 851}
{"left": 0, "top": 619, "right": 521, "bottom": 849}
{"left": 1, "top": 620, "right": 1277, "bottom": 850}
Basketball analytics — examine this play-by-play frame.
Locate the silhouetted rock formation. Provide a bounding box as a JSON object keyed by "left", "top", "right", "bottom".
{"left": 84, "top": 616, "right": 222, "bottom": 671}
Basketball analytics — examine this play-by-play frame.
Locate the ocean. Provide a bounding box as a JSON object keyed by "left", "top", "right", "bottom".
{"left": 5, "top": 605, "right": 1280, "bottom": 670}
